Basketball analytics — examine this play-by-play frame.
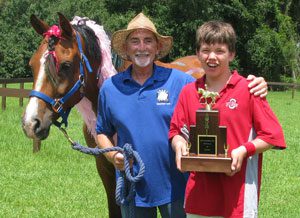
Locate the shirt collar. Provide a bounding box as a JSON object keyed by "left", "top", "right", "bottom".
{"left": 196, "top": 70, "right": 241, "bottom": 89}
{"left": 227, "top": 70, "right": 241, "bottom": 86}
{"left": 121, "top": 63, "right": 171, "bottom": 84}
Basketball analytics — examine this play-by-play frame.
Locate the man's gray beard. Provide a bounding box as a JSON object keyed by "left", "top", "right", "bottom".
{"left": 133, "top": 56, "right": 152, "bottom": 67}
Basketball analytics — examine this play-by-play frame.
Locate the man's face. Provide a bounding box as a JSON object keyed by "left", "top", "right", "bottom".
{"left": 125, "top": 29, "right": 160, "bottom": 68}
{"left": 197, "top": 43, "right": 235, "bottom": 78}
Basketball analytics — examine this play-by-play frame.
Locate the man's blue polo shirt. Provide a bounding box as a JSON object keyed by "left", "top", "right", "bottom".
{"left": 96, "top": 64, "right": 195, "bottom": 207}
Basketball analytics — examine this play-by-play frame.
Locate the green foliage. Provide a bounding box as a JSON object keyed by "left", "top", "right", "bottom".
{"left": 247, "top": 25, "right": 283, "bottom": 81}
{"left": 0, "top": 0, "right": 299, "bottom": 82}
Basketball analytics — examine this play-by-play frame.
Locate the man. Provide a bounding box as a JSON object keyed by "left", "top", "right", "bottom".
{"left": 96, "top": 13, "right": 267, "bottom": 218}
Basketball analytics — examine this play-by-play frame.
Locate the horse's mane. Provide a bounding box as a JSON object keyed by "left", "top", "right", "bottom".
{"left": 71, "top": 16, "right": 117, "bottom": 142}
{"left": 72, "top": 24, "right": 101, "bottom": 63}
{"left": 70, "top": 16, "right": 117, "bottom": 87}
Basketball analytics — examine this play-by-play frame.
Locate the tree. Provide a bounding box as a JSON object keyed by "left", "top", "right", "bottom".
{"left": 0, "top": 0, "right": 299, "bottom": 82}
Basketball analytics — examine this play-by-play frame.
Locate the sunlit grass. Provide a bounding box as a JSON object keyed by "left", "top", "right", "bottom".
{"left": 259, "top": 91, "right": 300, "bottom": 217}
{"left": 0, "top": 90, "right": 299, "bottom": 217}
{"left": 0, "top": 97, "right": 108, "bottom": 217}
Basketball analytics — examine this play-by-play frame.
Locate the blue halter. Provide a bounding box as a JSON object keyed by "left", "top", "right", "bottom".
{"left": 29, "top": 32, "right": 93, "bottom": 128}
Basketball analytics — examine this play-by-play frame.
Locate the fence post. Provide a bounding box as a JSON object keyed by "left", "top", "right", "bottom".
{"left": 33, "top": 139, "right": 41, "bottom": 153}
{"left": 19, "top": 82, "right": 24, "bottom": 107}
{"left": 2, "top": 83, "right": 6, "bottom": 110}
{"left": 292, "top": 84, "right": 295, "bottom": 99}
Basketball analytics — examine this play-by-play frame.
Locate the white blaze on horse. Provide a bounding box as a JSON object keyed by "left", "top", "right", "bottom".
{"left": 22, "top": 13, "right": 204, "bottom": 218}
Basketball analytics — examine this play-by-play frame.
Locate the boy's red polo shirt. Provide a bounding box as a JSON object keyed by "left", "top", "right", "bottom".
{"left": 169, "top": 70, "right": 286, "bottom": 217}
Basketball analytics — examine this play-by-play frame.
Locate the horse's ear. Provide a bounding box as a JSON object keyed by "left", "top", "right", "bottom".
{"left": 58, "top": 12, "right": 73, "bottom": 39}
{"left": 30, "top": 14, "right": 49, "bottom": 36}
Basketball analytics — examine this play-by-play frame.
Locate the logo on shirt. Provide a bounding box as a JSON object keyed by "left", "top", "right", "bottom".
{"left": 226, "top": 98, "right": 238, "bottom": 109}
{"left": 157, "top": 89, "right": 170, "bottom": 105}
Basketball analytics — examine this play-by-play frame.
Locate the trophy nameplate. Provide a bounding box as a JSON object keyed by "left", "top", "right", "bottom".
{"left": 181, "top": 86, "right": 231, "bottom": 173}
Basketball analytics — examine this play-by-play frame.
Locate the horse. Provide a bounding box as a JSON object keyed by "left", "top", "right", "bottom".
{"left": 22, "top": 13, "right": 204, "bottom": 218}
{"left": 22, "top": 13, "right": 120, "bottom": 218}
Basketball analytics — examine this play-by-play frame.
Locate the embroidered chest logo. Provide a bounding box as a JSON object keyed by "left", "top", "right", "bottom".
{"left": 157, "top": 89, "right": 170, "bottom": 105}
{"left": 226, "top": 98, "right": 238, "bottom": 109}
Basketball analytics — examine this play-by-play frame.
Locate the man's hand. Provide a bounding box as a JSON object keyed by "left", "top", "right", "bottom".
{"left": 247, "top": 75, "right": 268, "bottom": 98}
{"left": 107, "top": 151, "right": 125, "bottom": 171}
{"left": 226, "top": 145, "right": 247, "bottom": 177}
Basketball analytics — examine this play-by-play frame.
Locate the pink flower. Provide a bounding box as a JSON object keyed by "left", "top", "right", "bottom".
{"left": 43, "top": 25, "right": 62, "bottom": 38}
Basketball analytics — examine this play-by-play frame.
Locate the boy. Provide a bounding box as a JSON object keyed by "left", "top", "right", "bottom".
{"left": 169, "top": 21, "right": 286, "bottom": 218}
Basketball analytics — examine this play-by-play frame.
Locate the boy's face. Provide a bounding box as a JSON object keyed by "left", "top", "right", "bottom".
{"left": 197, "top": 43, "right": 235, "bottom": 78}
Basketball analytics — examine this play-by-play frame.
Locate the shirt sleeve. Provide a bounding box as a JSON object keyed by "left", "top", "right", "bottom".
{"left": 169, "top": 86, "right": 188, "bottom": 140}
{"left": 251, "top": 96, "right": 286, "bottom": 149}
{"left": 95, "top": 84, "right": 115, "bottom": 136}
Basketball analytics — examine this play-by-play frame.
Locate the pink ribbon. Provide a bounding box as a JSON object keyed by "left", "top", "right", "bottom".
{"left": 43, "top": 25, "right": 63, "bottom": 74}
{"left": 43, "top": 25, "right": 62, "bottom": 39}
{"left": 47, "top": 51, "right": 60, "bottom": 73}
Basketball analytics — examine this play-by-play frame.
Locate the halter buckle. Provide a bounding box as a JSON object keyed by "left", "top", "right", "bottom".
{"left": 52, "top": 99, "right": 63, "bottom": 113}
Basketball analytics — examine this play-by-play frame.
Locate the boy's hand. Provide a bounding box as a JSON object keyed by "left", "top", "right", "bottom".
{"left": 226, "top": 145, "right": 247, "bottom": 176}
{"left": 173, "top": 141, "right": 188, "bottom": 172}
{"left": 247, "top": 75, "right": 268, "bottom": 98}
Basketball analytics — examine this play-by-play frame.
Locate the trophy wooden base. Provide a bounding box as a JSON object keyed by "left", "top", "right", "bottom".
{"left": 181, "top": 155, "right": 232, "bottom": 173}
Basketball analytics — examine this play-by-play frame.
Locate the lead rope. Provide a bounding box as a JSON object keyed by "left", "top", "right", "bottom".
{"left": 59, "top": 127, "right": 145, "bottom": 217}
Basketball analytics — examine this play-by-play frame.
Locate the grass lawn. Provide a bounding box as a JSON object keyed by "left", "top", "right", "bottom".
{"left": 259, "top": 91, "right": 300, "bottom": 217}
{"left": 0, "top": 88, "right": 299, "bottom": 217}
{"left": 0, "top": 85, "right": 108, "bottom": 217}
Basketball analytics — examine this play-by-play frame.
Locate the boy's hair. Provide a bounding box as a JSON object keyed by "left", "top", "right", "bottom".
{"left": 196, "top": 21, "right": 236, "bottom": 53}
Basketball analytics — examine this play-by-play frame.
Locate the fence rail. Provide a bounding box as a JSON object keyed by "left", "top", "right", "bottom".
{"left": 267, "top": 82, "right": 300, "bottom": 99}
{"left": 0, "top": 78, "right": 40, "bottom": 152}
{"left": 0, "top": 77, "right": 299, "bottom": 153}
{"left": 1, "top": 79, "right": 299, "bottom": 110}
{"left": 267, "top": 81, "right": 300, "bottom": 87}
{"left": 0, "top": 78, "right": 33, "bottom": 84}
{"left": 0, "top": 78, "right": 32, "bottom": 110}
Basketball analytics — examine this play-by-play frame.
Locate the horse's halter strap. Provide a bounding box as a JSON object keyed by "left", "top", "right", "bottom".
{"left": 30, "top": 26, "right": 93, "bottom": 128}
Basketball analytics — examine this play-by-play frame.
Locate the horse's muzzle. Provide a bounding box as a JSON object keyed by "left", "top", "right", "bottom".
{"left": 22, "top": 116, "right": 50, "bottom": 140}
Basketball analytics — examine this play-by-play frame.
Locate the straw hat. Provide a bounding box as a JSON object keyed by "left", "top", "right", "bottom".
{"left": 111, "top": 12, "right": 173, "bottom": 60}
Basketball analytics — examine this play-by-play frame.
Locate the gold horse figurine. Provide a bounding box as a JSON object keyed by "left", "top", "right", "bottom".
{"left": 198, "top": 85, "right": 219, "bottom": 110}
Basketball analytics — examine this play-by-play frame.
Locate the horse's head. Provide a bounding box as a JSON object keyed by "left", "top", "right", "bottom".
{"left": 22, "top": 13, "right": 101, "bottom": 140}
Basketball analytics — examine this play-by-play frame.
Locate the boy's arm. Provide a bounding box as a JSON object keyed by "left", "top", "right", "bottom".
{"left": 171, "top": 135, "right": 188, "bottom": 172}
{"left": 247, "top": 75, "right": 268, "bottom": 98}
{"left": 227, "top": 138, "right": 272, "bottom": 176}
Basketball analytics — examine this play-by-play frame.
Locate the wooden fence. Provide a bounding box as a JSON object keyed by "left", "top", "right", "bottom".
{"left": 1, "top": 79, "right": 299, "bottom": 110}
{"left": 267, "top": 82, "right": 300, "bottom": 99}
{"left": 0, "top": 78, "right": 299, "bottom": 153}
{"left": 0, "top": 78, "right": 33, "bottom": 110}
{"left": 0, "top": 78, "right": 41, "bottom": 152}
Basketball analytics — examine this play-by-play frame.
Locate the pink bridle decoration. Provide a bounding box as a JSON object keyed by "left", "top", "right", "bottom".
{"left": 43, "top": 25, "right": 64, "bottom": 73}
{"left": 71, "top": 16, "right": 117, "bottom": 142}
{"left": 43, "top": 25, "right": 62, "bottom": 39}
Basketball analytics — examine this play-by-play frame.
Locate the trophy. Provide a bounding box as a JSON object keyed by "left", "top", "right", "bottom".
{"left": 181, "top": 85, "right": 232, "bottom": 173}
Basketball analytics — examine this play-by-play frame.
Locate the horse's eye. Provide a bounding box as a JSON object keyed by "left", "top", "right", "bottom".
{"left": 59, "top": 62, "right": 72, "bottom": 75}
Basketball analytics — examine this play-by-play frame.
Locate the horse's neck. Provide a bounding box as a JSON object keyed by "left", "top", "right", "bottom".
{"left": 72, "top": 16, "right": 117, "bottom": 141}
{"left": 75, "top": 97, "right": 97, "bottom": 141}
{"left": 85, "top": 69, "right": 99, "bottom": 110}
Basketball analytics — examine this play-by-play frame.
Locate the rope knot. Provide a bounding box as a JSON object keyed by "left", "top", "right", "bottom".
{"left": 123, "top": 143, "right": 134, "bottom": 159}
